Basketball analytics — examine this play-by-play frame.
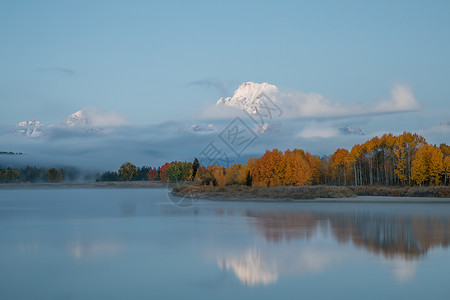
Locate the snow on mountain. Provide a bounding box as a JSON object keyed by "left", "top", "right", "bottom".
{"left": 179, "top": 124, "right": 216, "bottom": 133}
{"left": 216, "top": 82, "right": 279, "bottom": 114}
{"left": 13, "top": 120, "right": 46, "bottom": 138}
{"left": 255, "top": 123, "right": 281, "bottom": 134}
{"left": 339, "top": 125, "right": 364, "bottom": 136}
{"left": 13, "top": 110, "right": 100, "bottom": 139}
{"left": 59, "top": 110, "right": 90, "bottom": 127}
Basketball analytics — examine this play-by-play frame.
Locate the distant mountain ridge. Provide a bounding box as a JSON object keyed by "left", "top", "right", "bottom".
{"left": 13, "top": 110, "right": 99, "bottom": 138}
{"left": 14, "top": 120, "right": 45, "bottom": 138}
{"left": 339, "top": 125, "right": 364, "bottom": 136}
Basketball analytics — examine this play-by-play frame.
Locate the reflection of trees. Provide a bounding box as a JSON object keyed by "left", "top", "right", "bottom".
{"left": 330, "top": 214, "right": 423, "bottom": 258}
{"left": 241, "top": 209, "right": 450, "bottom": 258}
{"left": 243, "top": 211, "right": 322, "bottom": 243}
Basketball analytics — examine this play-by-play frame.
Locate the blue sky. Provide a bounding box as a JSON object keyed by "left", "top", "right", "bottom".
{"left": 0, "top": 0, "right": 449, "bottom": 169}
{"left": 1, "top": 0, "right": 449, "bottom": 125}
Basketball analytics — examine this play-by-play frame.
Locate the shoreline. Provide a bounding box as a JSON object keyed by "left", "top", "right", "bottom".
{"left": 1, "top": 182, "right": 449, "bottom": 203}
{"left": 192, "top": 195, "right": 450, "bottom": 204}
{"left": 0, "top": 181, "right": 169, "bottom": 189}
{"left": 172, "top": 185, "right": 450, "bottom": 201}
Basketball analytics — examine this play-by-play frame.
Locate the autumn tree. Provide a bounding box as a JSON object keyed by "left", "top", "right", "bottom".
{"left": 46, "top": 168, "right": 63, "bottom": 183}
{"left": 166, "top": 161, "right": 193, "bottom": 182}
{"left": 304, "top": 153, "right": 321, "bottom": 185}
{"left": 394, "top": 132, "right": 426, "bottom": 185}
{"left": 118, "top": 162, "right": 137, "bottom": 181}
{"left": 159, "top": 162, "right": 172, "bottom": 182}
{"left": 411, "top": 145, "right": 444, "bottom": 185}
{"left": 329, "top": 148, "right": 349, "bottom": 185}
{"left": 252, "top": 149, "right": 284, "bottom": 187}
{"left": 210, "top": 165, "right": 226, "bottom": 186}
{"left": 0, "top": 169, "right": 19, "bottom": 183}
{"left": 283, "top": 149, "right": 312, "bottom": 186}
{"left": 147, "top": 168, "right": 158, "bottom": 181}
{"left": 443, "top": 156, "right": 450, "bottom": 185}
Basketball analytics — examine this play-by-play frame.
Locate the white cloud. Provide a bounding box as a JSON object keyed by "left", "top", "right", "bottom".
{"left": 282, "top": 92, "right": 351, "bottom": 118}
{"left": 372, "top": 84, "right": 420, "bottom": 114}
{"left": 382, "top": 256, "right": 417, "bottom": 284}
{"left": 204, "top": 82, "right": 421, "bottom": 120}
{"left": 82, "top": 107, "right": 129, "bottom": 127}
{"left": 280, "top": 84, "right": 420, "bottom": 119}
{"left": 298, "top": 127, "right": 340, "bottom": 138}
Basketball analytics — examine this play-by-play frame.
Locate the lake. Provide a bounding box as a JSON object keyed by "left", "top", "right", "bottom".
{"left": 1, "top": 188, "right": 450, "bottom": 299}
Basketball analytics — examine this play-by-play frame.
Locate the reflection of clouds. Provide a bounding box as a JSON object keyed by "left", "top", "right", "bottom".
{"left": 383, "top": 256, "right": 417, "bottom": 284}
{"left": 218, "top": 249, "right": 278, "bottom": 286}
{"left": 217, "top": 247, "right": 345, "bottom": 286}
{"left": 299, "top": 250, "right": 337, "bottom": 272}
{"left": 67, "top": 241, "right": 121, "bottom": 260}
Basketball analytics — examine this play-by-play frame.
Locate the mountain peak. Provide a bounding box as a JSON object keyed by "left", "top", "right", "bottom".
{"left": 216, "top": 82, "right": 279, "bottom": 114}
{"left": 60, "top": 110, "right": 90, "bottom": 127}
{"left": 339, "top": 125, "right": 364, "bottom": 136}
{"left": 17, "top": 120, "right": 42, "bottom": 127}
{"left": 14, "top": 120, "right": 45, "bottom": 137}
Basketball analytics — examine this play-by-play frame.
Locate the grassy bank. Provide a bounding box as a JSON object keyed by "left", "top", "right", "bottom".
{"left": 172, "top": 185, "right": 355, "bottom": 201}
{"left": 172, "top": 185, "right": 450, "bottom": 200}
{"left": 348, "top": 186, "right": 450, "bottom": 198}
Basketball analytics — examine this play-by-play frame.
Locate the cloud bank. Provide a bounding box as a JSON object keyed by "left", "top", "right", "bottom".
{"left": 202, "top": 83, "right": 420, "bottom": 120}
{"left": 281, "top": 84, "right": 420, "bottom": 119}
{"left": 80, "top": 107, "right": 129, "bottom": 127}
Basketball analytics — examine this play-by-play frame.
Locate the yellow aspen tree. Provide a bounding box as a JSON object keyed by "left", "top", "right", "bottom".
{"left": 443, "top": 156, "right": 450, "bottom": 185}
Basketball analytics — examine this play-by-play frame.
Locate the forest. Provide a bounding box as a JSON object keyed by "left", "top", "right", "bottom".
{"left": 104, "top": 132, "right": 450, "bottom": 187}
{"left": 1, "top": 132, "right": 449, "bottom": 186}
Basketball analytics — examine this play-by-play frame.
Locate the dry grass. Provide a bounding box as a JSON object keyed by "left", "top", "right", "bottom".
{"left": 349, "top": 185, "right": 450, "bottom": 198}
{"left": 172, "top": 185, "right": 356, "bottom": 200}
{"left": 173, "top": 185, "right": 450, "bottom": 200}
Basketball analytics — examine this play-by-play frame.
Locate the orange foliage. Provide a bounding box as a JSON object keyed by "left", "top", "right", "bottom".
{"left": 197, "top": 132, "right": 448, "bottom": 187}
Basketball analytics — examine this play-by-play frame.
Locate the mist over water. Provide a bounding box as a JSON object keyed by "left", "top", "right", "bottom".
{"left": 1, "top": 188, "right": 450, "bottom": 299}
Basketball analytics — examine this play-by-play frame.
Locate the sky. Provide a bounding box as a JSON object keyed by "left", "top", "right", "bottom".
{"left": 0, "top": 0, "right": 449, "bottom": 170}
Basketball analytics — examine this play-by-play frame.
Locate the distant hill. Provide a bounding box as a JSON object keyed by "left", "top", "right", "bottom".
{"left": 0, "top": 151, "right": 23, "bottom": 155}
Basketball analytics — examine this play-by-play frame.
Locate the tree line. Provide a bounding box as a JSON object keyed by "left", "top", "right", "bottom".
{"left": 0, "top": 165, "right": 95, "bottom": 183}
{"left": 134, "top": 132, "right": 448, "bottom": 187}
{"left": 2, "top": 132, "right": 449, "bottom": 186}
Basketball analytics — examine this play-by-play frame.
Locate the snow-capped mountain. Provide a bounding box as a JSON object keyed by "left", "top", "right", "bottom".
{"left": 12, "top": 110, "right": 101, "bottom": 138}
{"left": 13, "top": 120, "right": 45, "bottom": 138}
{"left": 255, "top": 123, "right": 281, "bottom": 134}
{"left": 59, "top": 110, "right": 90, "bottom": 127}
{"left": 179, "top": 124, "right": 216, "bottom": 133}
{"left": 216, "top": 82, "right": 279, "bottom": 114}
{"left": 339, "top": 126, "right": 364, "bottom": 136}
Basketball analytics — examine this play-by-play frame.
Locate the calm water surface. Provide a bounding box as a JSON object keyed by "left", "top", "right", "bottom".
{"left": 1, "top": 188, "right": 450, "bottom": 299}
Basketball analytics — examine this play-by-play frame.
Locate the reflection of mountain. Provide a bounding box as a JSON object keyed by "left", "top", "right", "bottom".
{"left": 243, "top": 210, "right": 450, "bottom": 259}
{"left": 217, "top": 247, "right": 343, "bottom": 286}
{"left": 216, "top": 207, "right": 450, "bottom": 286}
{"left": 218, "top": 249, "right": 278, "bottom": 285}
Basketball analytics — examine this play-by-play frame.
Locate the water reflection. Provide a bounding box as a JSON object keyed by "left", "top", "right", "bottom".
{"left": 218, "top": 205, "right": 450, "bottom": 285}
{"left": 67, "top": 241, "right": 122, "bottom": 259}
{"left": 218, "top": 249, "right": 278, "bottom": 285}
{"left": 218, "top": 247, "right": 344, "bottom": 286}
{"left": 2, "top": 189, "right": 450, "bottom": 298}
{"left": 244, "top": 209, "right": 450, "bottom": 258}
